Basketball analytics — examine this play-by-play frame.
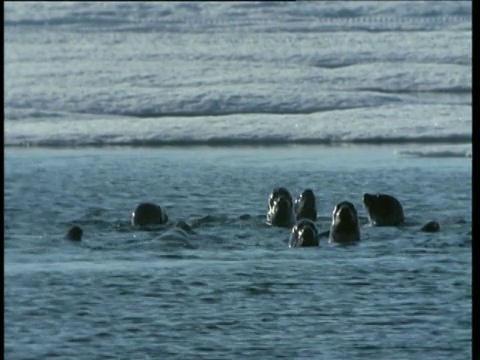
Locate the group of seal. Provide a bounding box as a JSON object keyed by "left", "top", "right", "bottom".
{"left": 267, "top": 187, "right": 318, "bottom": 227}
{"left": 267, "top": 187, "right": 361, "bottom": 247}
{"left": 267, "top": 187, "right": 324, "bottom": 247}
{"left": 267, "top": 188, "right": 440, "bottom": 248}
{"left": 66, "top": 191, "right": 439, "bottom": 244}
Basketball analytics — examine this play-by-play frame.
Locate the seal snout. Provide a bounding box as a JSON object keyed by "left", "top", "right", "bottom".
{"left": 294, "top": 188, "right": 317, "bottom": 221}
{"left": 336, "top": 204, "right": 355, "bottom": 223}
{"left": 270, "top": 196, "right": 293, "bottom": 227}
{"left": 297, "top": 226, "right": 317, "bottom": 246}
{"left": 274, "top": 196, "right": 290, "bottom": 209}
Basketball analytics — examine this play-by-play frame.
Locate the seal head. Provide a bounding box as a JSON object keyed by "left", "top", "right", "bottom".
{"left": 266, "top": 187, "right": 294, "bottom": 228}
{"left": 420, "top": 220, "right": 440, "bottom": 233}
{"left": 131, "top": 202, "right": 168, "bottom": 227}
{"left": 363, "top": 193, "right": 404, "bottom": 226}
{"left": 329, "top": 201, "right": 360, "bottom": 243}
{"left": 66, "top": 226, "right": 83, "bottom": 241}
{"left": 289, "top": 219, "right": 319, "bottom": 247}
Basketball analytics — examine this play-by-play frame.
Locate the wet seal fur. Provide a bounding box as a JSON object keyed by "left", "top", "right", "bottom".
{"left": 66, "top": 226, "right": 83, "bottom": 241}
{"left": 266, "top": 187, "right": 295, "bottom": 228}
{"left": 131, "top": 202, "right": 169, "bottom": 227}
{"left": 363, "top": 193, "right": 404, "bottom": 226}
{"left": 294, "top": 189, "right": 317, "bottom": 221}
{"left": 420, "top": 220, "right": 441, "bottom": 233}
{"left": 329, "top": 201, "right": 360, "bottom": 243}
{"left": 289, "top": 219, "right": 319, "bottom": 247}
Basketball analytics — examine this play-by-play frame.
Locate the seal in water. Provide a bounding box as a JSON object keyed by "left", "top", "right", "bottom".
{"left": 329, "top": 201, "right": 360, "bottom": 243}
{"left": 289, "top": 219, "right": 319, "bottom": 247}
{"left": 266, "top": 187, "right": 295, "bottom": 227}
{"left": 420, "top": 220, "right": 440, "bottom": 233}
{"left": 363, "top": 193, "right": 405, "bottom": 226}
{"left": 66, "top": 226, "right": 83, "bottom": 241}
{"left": 173, "top": 220, "right": 194, "bottom": 234}
{"left": 131, "top": 202, "right": 168, "bottom": 227}
{"left": 294, "top": 189, "right": 317, "bottom": 221}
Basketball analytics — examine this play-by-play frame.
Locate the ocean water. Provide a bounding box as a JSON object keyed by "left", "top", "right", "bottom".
{"left": 4, "top": 2, "right": 472, "bottom": 360}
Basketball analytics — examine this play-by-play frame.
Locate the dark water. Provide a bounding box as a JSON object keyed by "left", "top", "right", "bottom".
{"left": 4, "top": 147, "right": 471, "bottom": 359}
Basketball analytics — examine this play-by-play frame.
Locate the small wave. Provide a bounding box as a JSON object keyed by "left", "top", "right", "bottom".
{"left": 4, "top": 17, "right": 127, "bottom": 28}
{"left": 5, "top": 2, "right": 471, "bottom": 34}
{"left": 107, "top": 105, "right": 371, "bottom": 119}
{"left": 5, "top": 134, "right": 472, "bottom": 149}
{"left": 396, "top": 149, "right": 472, "bottom": 158}
{"left": 355, "top": 86, "right": 472, "bottom": 95}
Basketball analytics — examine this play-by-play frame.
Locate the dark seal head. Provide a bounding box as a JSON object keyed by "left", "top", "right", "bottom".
{"left": 266, "top": 187, "right": 294, "bottom": 228}
{"left": 66, "top": 226, "right": 83, "bottom": 241}
{"left": 363, "top": 193, "right": 404, "bottom": 226}
{"left": 289, "top": 219, "right": 319, "bottom": 247}
{"left": 420, "top": 220, "right": 440, "bottom": 233}
{"left": 329, "top": 201, "right": 360, "bottom": 243}
{"left": 294, "top": 189, "right": 317, "bottom": 221}
{"left": 131, "top": 202, "right": 168, "bottom": 227}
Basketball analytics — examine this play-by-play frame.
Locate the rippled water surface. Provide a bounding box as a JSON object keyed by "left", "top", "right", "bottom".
{"left": 4, "top": 147, "right": 471, "bottom": 359}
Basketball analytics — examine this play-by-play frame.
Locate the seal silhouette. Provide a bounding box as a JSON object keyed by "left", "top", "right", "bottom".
{"left": 363, "top": 193, "right": 441, "bottom": 232}
{"left": 266, "top": 187, "right": 295, "bottom": 228}
{"left": 131, "top": 202, "right": 168, "bottom": 227}
{"left": 289, "top": 219, "right": 319, "bottom": 247}
{"left": 420, "top": 220, "right": 441, "bottom": 233}
{"left": 294, "top": 189, "right": 317, "bottom": 221}
{"left": 329, "top": 201, "right": 360, "bottom": 243}
{"left": 363, "top": 193, "right": 404, "bottom": 226}
{"left": 66, "top": 226, "right": 83, "bottom": 241}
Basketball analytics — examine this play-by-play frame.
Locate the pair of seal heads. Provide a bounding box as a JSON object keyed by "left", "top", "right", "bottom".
{"left": 289, "top": 219, "right": 319, "bottom": 247}
{"left": 131, "top": 202, "right": 168, "bottom": 227}
{"left": 329, "top": 201, "right": 360, "bottom": 243}
{"left": 363, "top": 193, "right": 404, "bottom": 226}
{"left": 266, "top": 187, "right": 295, "bottom": 227}
{"left": 294, "top": 189, "right": 317, "bottom": 221}
{"left": 267, "top": 187, "right": 317, "bottom": 227}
